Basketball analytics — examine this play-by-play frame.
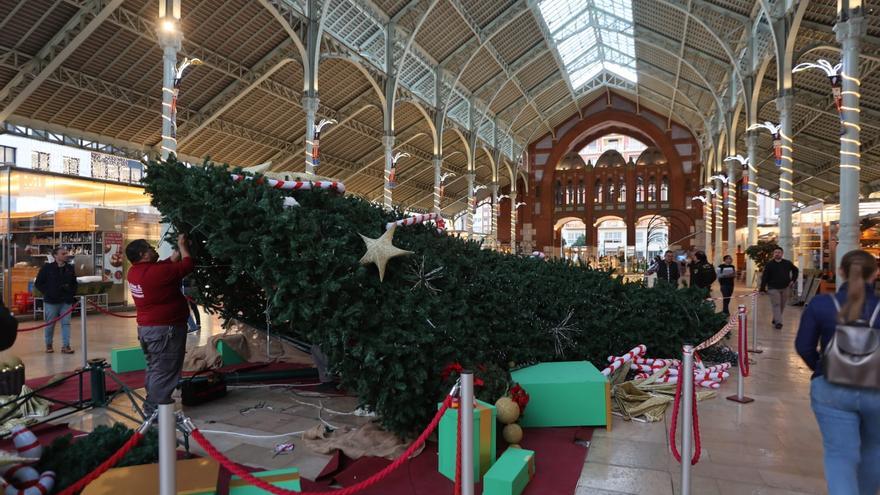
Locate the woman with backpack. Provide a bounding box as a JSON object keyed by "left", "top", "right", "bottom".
{"left": 795, "top": 249, "right": 880, "bottom": 494}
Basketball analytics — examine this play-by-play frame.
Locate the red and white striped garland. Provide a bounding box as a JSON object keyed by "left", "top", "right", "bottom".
{"left": 230, "top": 174, "right": 346, "bottom": 194}
{"left": 601, "top": 344, "right": 646, "bottom": 376}
{"left": 385, "top": 212, "right": 445, "bottom": 233}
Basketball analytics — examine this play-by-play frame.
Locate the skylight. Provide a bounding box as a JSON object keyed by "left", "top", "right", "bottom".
{"left": 537, "top": 0, "right": 638, "bottom": 90}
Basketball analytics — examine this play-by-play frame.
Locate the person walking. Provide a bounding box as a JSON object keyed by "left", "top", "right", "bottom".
{"left": 126, "top": 234, "right": 194, "bottom": 416}
{"left": 647, "top": 250, "right": 679, "bottom": 287}
{"left": 34, "top": 247, "right": 77, "bottom": 354}
{"left": 795, "top": 249, "right": 880, "bottom": 495}
{"left": 689, "top": 251, "right": 716, "bottom": 291}
{"left": 761, "top": 246, "right": 799, "bottom": 329}
{"left": 717, "top": 255, "right": 737, "bottom": 315}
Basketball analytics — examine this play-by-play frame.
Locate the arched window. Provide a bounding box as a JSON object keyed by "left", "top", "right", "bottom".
{"left": 595, "top": 180, "right": 603, "bottom": 203}
{"left": 578, "top": 179, "right": 585, "bottom": 204}
{"left": 647, "top": 177, "right": 656, "bottom": 202}
{"left": 636, "top": 176, "right": 644, "bottom": 202}
{"left": 566, "top": 180, "right": 574, "bottom": 204}
{"left": 555, "top": 180, "right": 563, "bottom": 206}
{"left": 660, "top": 176, "right": 669, "bottom": 201}
{"left": 619, "top": 179, "right": 626, "bottom": 202}
{"left": 607, "top": 179, "right": 615, "bottom": 204}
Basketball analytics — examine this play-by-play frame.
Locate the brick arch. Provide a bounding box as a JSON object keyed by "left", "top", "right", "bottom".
{"left": 539, "top": 113, "right": 685, "bottom": 210}
{"left": 533, "top": 106, "right": 696, "bottom": 252}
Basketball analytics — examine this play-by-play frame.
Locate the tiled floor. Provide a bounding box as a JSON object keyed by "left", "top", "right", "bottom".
{"left": 8, "top": 288, "right": 830, "bottom": 494}
{"left": 577, "top": 288, "right": 827, "bottom": 495}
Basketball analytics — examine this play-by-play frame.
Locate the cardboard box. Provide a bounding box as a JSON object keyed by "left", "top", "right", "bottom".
{"left": 83, "top": 458, "right": 219, "bottom": 495}
{"left": 483, "top": 448, "right": 536, "bottom": 495}
{"left": 511, "top": 361, "right": 607, "bottom": 427}
{"left": 438, "top": 399, "right": 496, "bottom": 481}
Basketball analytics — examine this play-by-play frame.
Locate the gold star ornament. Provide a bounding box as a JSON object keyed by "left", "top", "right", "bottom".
{"left": 359, "top": 225, "right": 413, "bottom": 282}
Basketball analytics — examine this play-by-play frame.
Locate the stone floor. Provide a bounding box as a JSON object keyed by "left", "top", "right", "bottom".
{"left": 7, "top": 289, "right": 829, "bottom": 494}
{"left": 577, "top": 287, "right": 826, "bottom": 495}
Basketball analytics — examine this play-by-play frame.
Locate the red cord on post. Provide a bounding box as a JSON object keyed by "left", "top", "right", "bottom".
{"left": 738, "top": 311, "right": 750, "bottom": 377}
{"left": 668, "top": 362, "right": 701, "bottom": 465}
{"left": 56, "top": 431, "right": 144, "bottom": 495}
{"left": 87, "top": 300, "right": 137, "bottom": 318}
{"left": 191, "top": 396, "right": 454, "bottom": 495}
{"left": 18, "top": 303, "right": 80, "bottom": 332}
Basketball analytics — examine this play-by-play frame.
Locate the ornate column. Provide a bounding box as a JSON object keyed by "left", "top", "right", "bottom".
{"left": 510, "top": 190, "right": 517, "bottom": 254}
{"left": 433, "top": 154, "right": 442, "bottom": 212}
{"left": 714, "top": 176, "right": 723, "bottom": 264}
{"left": 383, "top": 134, "right": 394, "bottom": 210}
{"left": 834, "top": 4, "right": 866, "bottom": 266}
{"left": 490, "top": 182, "right": 499, "bottom": 248}
{"left": 303, "top": 96, "right": 319, "bottom": 174}
{"left": 746, "top": 133, "right": 758, "bottom": 286}
{"left": 776, "top": 93, "right": 794, "bottom": 257}
{"left": 466, "top": 172, "right": 475, "bottom": 235}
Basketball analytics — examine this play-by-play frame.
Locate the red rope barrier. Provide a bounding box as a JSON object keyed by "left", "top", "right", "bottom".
{"left": 738, "top": 311, "right": 750, "bottom": 377}
{"left": 191, "top": 396, "right": 454, "bottom": 495}
{"left": 668, "top": 362, "right": 702, "bottom": 465}
{"left": 87, "top": 300, "right": 137, "bottom": 318}
{"left": 56, "top": 430, "right": 144, "bottom": 495}
{"left": 18, "top": 303, "right": 80, "bottom": 332}
{"left": 454, "top": 398, "right": 462, "bottom": 495}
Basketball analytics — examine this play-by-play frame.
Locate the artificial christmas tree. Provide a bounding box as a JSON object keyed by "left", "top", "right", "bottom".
{"left": 143, "top": 158, "right": 724, "bottom": 436}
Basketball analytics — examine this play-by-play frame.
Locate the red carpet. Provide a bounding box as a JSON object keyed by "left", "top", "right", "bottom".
{"left": 23, "top": 362, "right": 316, "bottom": 406}
{"left": 326, "top": 427, "right": 592, "bottom": 495}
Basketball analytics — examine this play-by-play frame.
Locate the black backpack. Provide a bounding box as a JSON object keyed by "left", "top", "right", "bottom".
{"left": 693, "top": 263, "right": 717, "bottom": 288}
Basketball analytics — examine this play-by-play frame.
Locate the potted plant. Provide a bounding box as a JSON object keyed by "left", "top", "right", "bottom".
{"left": 745, "top": 240, "right": 779, "bottom": 284}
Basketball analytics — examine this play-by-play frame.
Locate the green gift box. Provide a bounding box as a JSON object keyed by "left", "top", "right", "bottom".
{"left": 438, "top": 399, "right": 496, "bottom": 481}
{"left": 182, "top": 468, "right": 302, "bottom": 494}
{"left": 110, "top": 346, "right": 146, "bottom": 373}
{"left": 511, "top": 361, "right": 608, "bottom": 428}
{"left": 483, "top": 448, "right": 536, "bottom": 495}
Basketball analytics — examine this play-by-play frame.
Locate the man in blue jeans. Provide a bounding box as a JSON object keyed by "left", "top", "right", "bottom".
{"left": 34, "top": 247, "right": 77, "bottom": 354}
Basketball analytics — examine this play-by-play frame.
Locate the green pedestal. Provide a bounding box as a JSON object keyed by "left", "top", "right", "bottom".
{"left": 228, "top": 468, "right": 300, "bottom": 494}
{"left": 110, "top": 346, "right": 146, "bottom": 373}
{"left": 511, "top": 361, "right": 607, "bottom": 427}
{"left": 183, "top": 468, "right": 302, "bottom": 494}
{"left": 217, "top": 339, "right": 246, "bottom": 365}
{"left": 438, "top": 399, "right": 496, "bottom": 481}
{"left": 483, "top": 448, "right": 536, "bottom": 495}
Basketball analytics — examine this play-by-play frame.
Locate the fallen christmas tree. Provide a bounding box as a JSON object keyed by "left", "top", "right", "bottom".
{"left": 143, "top": 158, "right": 724, "bottom": 436}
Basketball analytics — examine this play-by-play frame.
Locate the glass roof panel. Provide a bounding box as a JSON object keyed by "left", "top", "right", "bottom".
{"left": 537, "top": 0, "right": 638, "bottom": 89}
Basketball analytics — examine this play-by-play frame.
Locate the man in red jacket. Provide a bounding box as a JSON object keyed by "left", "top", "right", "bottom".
{"left": 126, "top": 234, "right": 193, "bottom": 416}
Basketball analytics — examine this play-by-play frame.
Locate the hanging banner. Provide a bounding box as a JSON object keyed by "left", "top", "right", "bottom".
{"left": 103, "top": 231, "right": 124, "bottom": 284}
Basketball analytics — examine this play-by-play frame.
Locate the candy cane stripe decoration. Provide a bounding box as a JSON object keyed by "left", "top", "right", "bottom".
{"left": 601, "top": 344, "right": 646, "bottom": 376}
{"left": 231, "top": 174, "right": 346, "bottom": 194}
{"left": 386, "top": 212, "right": 446, "bottom": 233}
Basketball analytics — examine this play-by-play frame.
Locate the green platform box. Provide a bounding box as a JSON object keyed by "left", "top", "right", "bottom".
{"left": 228, "top": 468, "right": 301, "bottom": 494}
{"left": 438, "top": 399, "right": 496, "bottom": 481}
{"left": 483, "top": 448, "right": 536, "bottom": 495}
{"left": 181, "top": 468, "right": 302, "bottom": 494}
{"left": 110, "top": 346, "right": 147, "bottom": 373}
{"left": 511, "top": 361, "right": 608, "bottom": 428}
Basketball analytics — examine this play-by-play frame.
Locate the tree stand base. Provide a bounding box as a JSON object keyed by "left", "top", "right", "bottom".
{"left": 726, "top": 395, "right": 755, "bottom": 404}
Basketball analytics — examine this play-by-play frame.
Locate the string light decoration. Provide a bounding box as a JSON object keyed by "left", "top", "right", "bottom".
{"left": 438, "top": 172, "right": 455, "bottom": 201}
{"left": 748, "top": 121, "right": 794, "bottom": 203}
{"left": 387, "top": 152, "right": 409, "bottom": 189}
{"left": 165, "top": 58, "right": 202, "bottom": 148}
{"left": 793, "top": 60, "right": 843, "bottom": 115}
{"left": 306, "top": 118, "right": 336, "bottom": 170}
{"left": 747, "top": 122, "right": 784, "bottom": 167}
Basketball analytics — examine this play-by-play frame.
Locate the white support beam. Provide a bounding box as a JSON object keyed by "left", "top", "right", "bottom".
{"left": 0, "top": 0, "right": 125, "bottom": 122}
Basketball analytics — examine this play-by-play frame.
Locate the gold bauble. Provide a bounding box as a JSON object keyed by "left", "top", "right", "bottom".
{"left": 502, "top": 423, "right": 523, "bottom": 444}
{"left": 495, "top": 397, "right": 521, "bottom": 425}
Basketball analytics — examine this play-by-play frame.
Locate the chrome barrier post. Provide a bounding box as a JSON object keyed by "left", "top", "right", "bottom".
{"left": 680, "top": 345, "right": 694, "bottom": 495}
{"left": 460, "top": 371, "right": 474, "bottom": 495}
{"left": 727, "top": 305, "right": 754, "bottom": 404}
{"left": 749, "top": 293, "right": 763, "bottom": 353}
{"left": 159, "top": 403, "right": 176, "bottom": 495}
{"left": 79, "top": 295, "right": 88, "bottom": 369}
